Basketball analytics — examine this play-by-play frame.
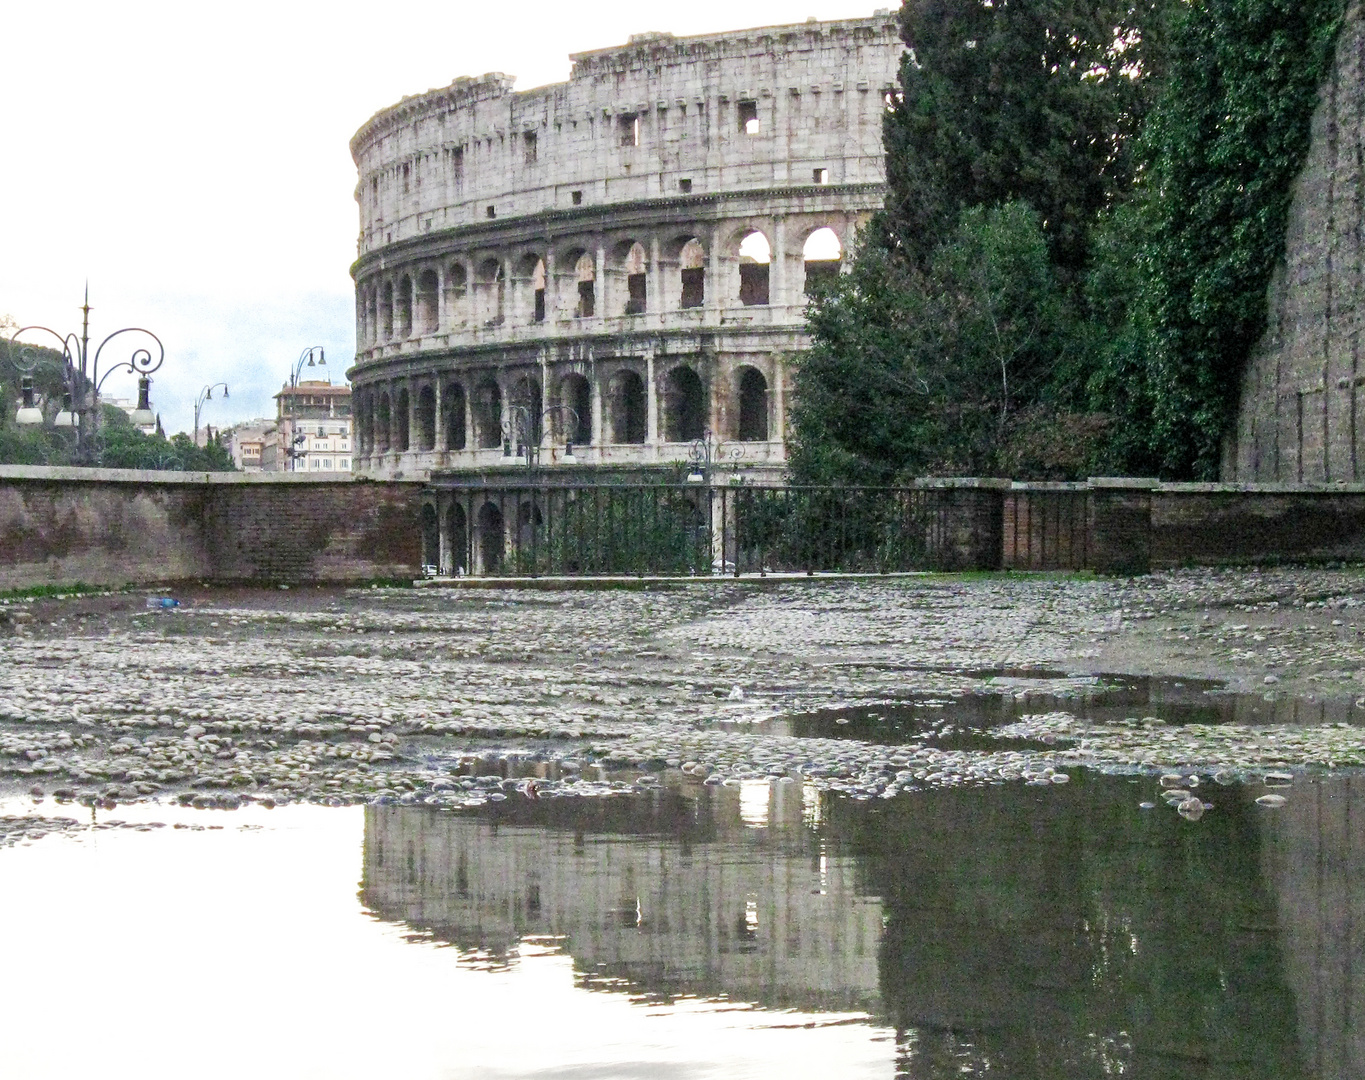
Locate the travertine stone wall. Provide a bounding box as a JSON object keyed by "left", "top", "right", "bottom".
{"left": 1230, "top": 3, "right": 1365, "bottom": 482}
{"left": 347, "top": 15, "right": 904, "bottom": 481}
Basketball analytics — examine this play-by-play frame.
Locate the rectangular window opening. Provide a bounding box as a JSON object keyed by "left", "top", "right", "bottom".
{"left": 523, "top": 131, "right": 537, "bottom": 164}
{"left": 452, "top": 147, "right": 464, "bottom": 182}
{"left": 486, "top": 205, "right": 496, "bottom": 219}
{"left": 738, "top": 100, "right": 759, "bottom": 135}
{"left": 814, "top": 167, "right": 830, "bottom": 185}
{"left": 626, "top": 273, "right": 646, "bottom": 315}
{"left": 401, "top": 163, "right": 411, "bottom": 193}
{"left": 618, "top": 114, "right": 640, "bottom": 147}
{"left": 681, "top": 267, "right": 705, "bottom": 309}
{"left": 534, "top": 287, "right": 546, "bottom": 323}
{"left": 679, "top": 178, "right": 692, "bottom": 193}
{"left": 571, "top": 190, "right": 583, "bottom": 206}
{"left": 577, "top": 281, "right": 595, "bottom": 318}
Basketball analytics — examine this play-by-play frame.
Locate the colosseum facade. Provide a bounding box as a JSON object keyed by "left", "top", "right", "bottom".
{"left": 348, "top": 13, "right": 904, "bottom": 481}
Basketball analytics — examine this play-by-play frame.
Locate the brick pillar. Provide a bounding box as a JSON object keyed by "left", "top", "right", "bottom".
{"left": 1086, "top": 478, "right": 1155, "bottom": 574}
{"left": 922, "top": 479, "right": 1008, "bottom": 571}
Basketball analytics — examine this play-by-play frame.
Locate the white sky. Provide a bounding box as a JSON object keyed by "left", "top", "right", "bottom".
{"left": 1, "top": 0, "right": 887, "bottom": 436}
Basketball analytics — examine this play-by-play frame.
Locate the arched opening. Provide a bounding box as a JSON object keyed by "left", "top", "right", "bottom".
{"left": 532, "top": 258, "right": 547, "bottom": 322}
{"left": 396, "top": 275, "right": 413, "bottom": 337}
{"left": 738, "top": 232, "right": 770, "bottom": 306}
{"left": 737, "top": 367, "right": 769, "bottom": 441}
{"left": 680, "top": 239, "right": 705, "bottom": 309}
{"left": 416, "top": 269, "right": 439, "bottom": 333}
{"left": 420, "top": 503, "right": 439, "bottom": 570}
{"left": 443, "top": 382, "right": 467, "bottom": 450}
{"left": 575, "top": 252, "right": 596, "bottom": 318}
{"left": 415, "top": 385, "right": 436, "bottom": 451}
{"left": 445, "top": 501, "right": 468, "bottom": 575}
{"left": 558, "top": 373, "right": 592, "bottom": 445}
{"left": 356, "top": 393, "right": 372, "bottom": 454}
{"left": 395, "top": 387, "right": 411, "bottom": 451}
{"left": 379, "top": 282, "right": 394, "bottom": 340}
{"left": 623, "top": 242, "right": 647, "bottom": 315}
{"left": 366, "top": 290, "right": 378, "bottom": 345}
{"left": 446, "top": 263, "right": 468, "bottom": 327}
{"left": 663, "top": 366, "right": 706, "bottom": 443}
{"left": 513, "top": 254, "right": 542, "bottom": 325}
{"left": 608, "top": 370, "right": 646, "bottom": 444}
{"left": 474, "top": 379, "right": 502, "bottom": 449}
{"left": 478, "top": 502, "right": 504, "bottom": 574}
{"left": 376, "top": 392, "right": 392, "bottom": 452}
{"left": 477, "top": 258, "right": 505, "bottom": 326}
{"left": 509, "top": 375, "right": 543, "bottom": 451}
{"left": 803, "top": 228, "right": 843, "bottom": 296}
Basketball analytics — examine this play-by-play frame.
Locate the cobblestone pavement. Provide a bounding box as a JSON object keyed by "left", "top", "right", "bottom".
{"left": 5, "top": 568, "right": 1365, "bottom": 821}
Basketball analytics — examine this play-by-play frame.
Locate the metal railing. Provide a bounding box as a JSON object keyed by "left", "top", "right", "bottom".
{"left": 422, "top": 483, "right": 968, "bottom": 578}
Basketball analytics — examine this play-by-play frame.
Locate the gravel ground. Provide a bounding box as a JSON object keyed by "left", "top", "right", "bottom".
{"left": 4, "top": 567, "right": 1365, "bottom": 824}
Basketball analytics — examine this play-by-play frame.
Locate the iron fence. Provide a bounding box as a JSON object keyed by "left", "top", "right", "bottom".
{"left": 421, "top": 483, "right": 970, "bottom": 577}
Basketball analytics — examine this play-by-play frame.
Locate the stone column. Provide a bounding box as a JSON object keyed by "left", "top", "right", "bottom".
{"left": 648, "top": 235, "right": 661, "bottom": 316}
{"left": 772, "top": 216, "right": 787, "bottom": 307}
{"left": 595, "top": 244, "right": 606, "bottom": 319}
{"left": 434, "top": 379, "right": 446, "bottom": 452}
{"left": 540, "top": 353, "right": 551, "bottom": 447}
{"left": 544, "top": 247, "right": 557, "bottom": 321}
{"left": 645, "top": 352, "right": 659, "bottom": 445}
{"left": 591, "top": 362, "right": 604, "bottom": 446}
{"left": 435, "top": 267, "right": 446, "bottom": 331}
{"left": 708, "top": 225, "right": 724, "bottom": 315}
{"left": 464, "top": 381, "right": 476, "bottom": 454}
{"left": 772, "top": 355, "right": 786, "bottom": 443}
{"left": 407, "top": 379, "right": 418, "bottom": 454}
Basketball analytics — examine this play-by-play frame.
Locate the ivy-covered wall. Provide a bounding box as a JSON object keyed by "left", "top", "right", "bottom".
{"left": 1231, "top": 0, "right": 1365, "bottom": 481}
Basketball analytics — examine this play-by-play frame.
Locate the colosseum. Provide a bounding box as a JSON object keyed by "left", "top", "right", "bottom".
{"left": 347, "top": 13, "right": 904, "bottom": 482}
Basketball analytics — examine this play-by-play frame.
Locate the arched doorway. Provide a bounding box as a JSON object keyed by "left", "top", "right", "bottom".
{"left": 663, "top": 366, "right": 706, "bottom": 442}
{"left": 737, "top": 367, "right": 769, "bottom": 441}
{"left": 608, "top": 370, "right": 647, "bottom": 444}
{"left": 478, "top": 502, "right": 504, "bottom": 574}
{"left": 416, "top": 385, "right": 436, "bottom": 451}
{"left": 445, "top": 501, "right": 468, "bottom": 575}
{"left": 803, "top": 228, "right": 843, "bottom": 295}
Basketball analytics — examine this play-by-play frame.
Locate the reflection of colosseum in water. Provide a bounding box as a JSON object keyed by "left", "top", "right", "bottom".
{"left": 360, "top": 780, "right": 884, "bottom": 1013}
{"left": 347, "top": 15, "right": 904, "bottom": 480}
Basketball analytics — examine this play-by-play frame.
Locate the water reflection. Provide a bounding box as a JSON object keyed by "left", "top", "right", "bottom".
{"left": 363, "top": 771, "right": 1365, "bottom": 1079}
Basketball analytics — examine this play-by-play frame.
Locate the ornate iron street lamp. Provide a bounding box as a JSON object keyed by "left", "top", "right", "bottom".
{"left": 194, "top": 382, "right": 229, "bottom": 447}
{"left": 687, "top": 428, "right": 714, "bottom": 483}
{"left": 291, "top": 346, "right": 325, "bottom": 386}
{"left": 3, "top": 287, "right": 163, "bottom": 465}
{"left": 502, "top": 403, "right": 580, "bottom": 476}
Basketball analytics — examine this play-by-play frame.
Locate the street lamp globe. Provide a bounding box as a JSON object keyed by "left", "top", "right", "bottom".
{"left": 15, "top": 377, "right": 43, "bottom": 426}
{"left": 54, "top": 393, "right": 77, "bottom": 428}
{"left": 130, "top": 377, "right": 156, "bottom": 428}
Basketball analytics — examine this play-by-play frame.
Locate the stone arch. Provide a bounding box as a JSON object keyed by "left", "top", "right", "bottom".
{"left": 356, "top": 392, "right": 374, "bottom": 454}
{"left": 445, "top": 501, "right": 468, "bottom": 575}
{"left": 396, "top": 274, "right": 414, "bottom": 337}
{"left": 395, "top": 386, "right": 411, "bottom": 451}
{"left": 477, "top": 501, "right": 504, "bottom": 574}
{"left": 473, "top": 378, "right": 502, "bottom": 449}
{"left": 736, "top": 366, "right": 769, "bottom": 442}
{"left": 607, "top": 369, "right": 647, "bottom": 444}
{"left": 375, "top": 391, "right": 391, "bottom": 452}
{"left": 415, "top": 384, "right": 436, "bottom": 451}
{"left": 476, "top": 257, "right": 505, "bottom": 326}
{"left": 802, "top": 226, "right": 843, "bottom": 296}
{"left": 575, "top": 251, "right": 596, "bottom": 318}
{"left": 379, "top": 281, "right": 394, "bottom": 341}
{"left": 442, "top": 381, "right": 467, "bottom": 450}
{"left": 609, "top": 240, "right": 648, "bottom": 315}
{"left": 446, "top": 261, "right": 469, "bottom": 327}
{"left": 735, "top": 230, "right": 771, "bottom": 307}
{"left": 421, "top": 502, "right": 439, "bottom": 570}
{"left": 416, "top": 269, "right": 439, "bottom": 333}
{"left": 663, "top": 364, "right": 706, "bottom": 443}
{"left": 557, "top": 372, "right": 592, "bottom": 445}
{"left": 678, "top": 237, "right": 706, "bottom": 309}
{"left": 512, "top": 252, "right": 543, "bottom": 325}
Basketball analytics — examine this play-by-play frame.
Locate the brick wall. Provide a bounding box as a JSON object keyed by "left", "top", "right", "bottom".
{"left": 0, "top": 467, "right": 423, "bottom": 590}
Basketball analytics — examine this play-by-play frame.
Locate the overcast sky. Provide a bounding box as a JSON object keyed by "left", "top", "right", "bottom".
{"left": 1, "top": 0, "right": 888, "bottom": 436}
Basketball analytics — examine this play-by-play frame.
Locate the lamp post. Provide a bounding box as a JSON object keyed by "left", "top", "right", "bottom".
{"left": 687, "top": 428, "right": 714, "bottom": 483}
{"left": 502, "top": 403, "right": 580, "bottom": 477}
{"left": 3, "top": 287, "right": 163, "bottom": 465}
{"left": 291, "top": 346, "right": 325, "bottom": 386}
{"left": 193, "top": 382, "right": 229, "bottom": 447}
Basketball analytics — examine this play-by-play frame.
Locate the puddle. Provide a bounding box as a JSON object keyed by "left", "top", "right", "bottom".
{"left": 775, "top": 674, "right": 1365, "bottom": 747}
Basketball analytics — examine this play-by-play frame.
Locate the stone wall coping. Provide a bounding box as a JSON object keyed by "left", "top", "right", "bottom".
{"left": 0, "top": 465, "right": 422, "bottom": 486}
{"left": 1087, "top": 477, "right": 1161, "bottom": 490}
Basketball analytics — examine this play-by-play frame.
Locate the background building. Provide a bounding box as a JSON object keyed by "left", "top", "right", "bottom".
{"left": 265, "top": 381, "right": 352, "bottom": 473}
{"left": 347, "top": 14, "right": 903, "bottom": 482}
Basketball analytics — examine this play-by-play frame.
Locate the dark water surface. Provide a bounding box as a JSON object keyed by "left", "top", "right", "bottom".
{"left": 3, "top": 770, "right": 1362, "bottom": 1079}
